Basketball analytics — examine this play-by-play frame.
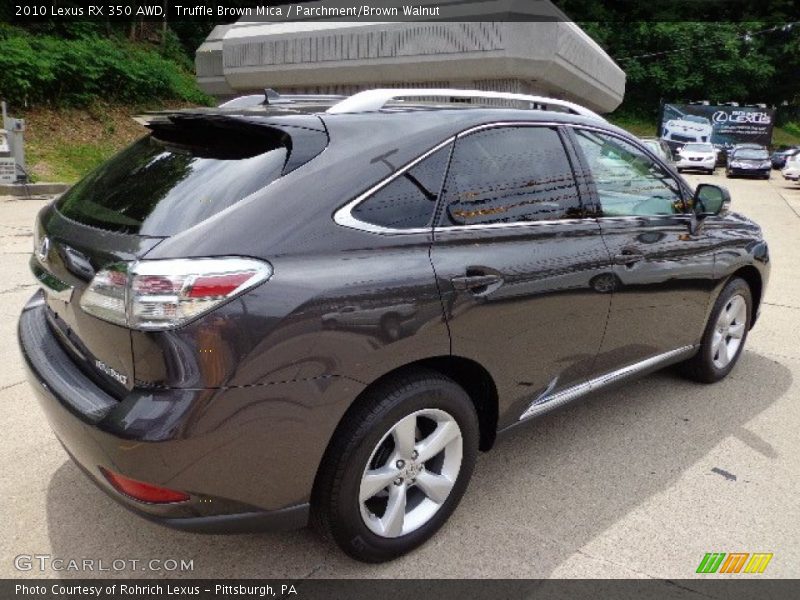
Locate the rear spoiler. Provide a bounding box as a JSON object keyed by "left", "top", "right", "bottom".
{"left": 135, "top": 112, "right": 328, "bottom": 175}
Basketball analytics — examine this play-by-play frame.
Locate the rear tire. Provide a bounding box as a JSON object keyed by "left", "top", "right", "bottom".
{"left": 680, "top": 278, "right": 752, "bottom": 383}
{"left": 311, "top": 368, "right": 479, "bottom": 562}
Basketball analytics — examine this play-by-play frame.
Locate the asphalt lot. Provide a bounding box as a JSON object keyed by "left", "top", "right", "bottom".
{"left": 1, "top": 172, "right": 799, "bottom": 579}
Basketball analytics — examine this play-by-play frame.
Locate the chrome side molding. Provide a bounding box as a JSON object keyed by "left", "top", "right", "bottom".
{"left": 519, "top": 345, "right": 697, "bottom": 421}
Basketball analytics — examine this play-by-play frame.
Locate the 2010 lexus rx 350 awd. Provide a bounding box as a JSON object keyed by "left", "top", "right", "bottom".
{"left": 19, "top": 89, "right": 770, "bottom": 563}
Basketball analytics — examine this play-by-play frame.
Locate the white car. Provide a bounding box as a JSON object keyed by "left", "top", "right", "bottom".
{"left": 675, "top": 142, "right": 717, "bottom": 174}
{"left": 662, "top": 114, "right": 713, "bottom": 144}
{"left": 782, "top": 153, "right": 800, "bottom": 181}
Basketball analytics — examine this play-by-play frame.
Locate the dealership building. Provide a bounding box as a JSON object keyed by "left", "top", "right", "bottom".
{"left": 195, "top": 2, "right": 626, "bottom": 113}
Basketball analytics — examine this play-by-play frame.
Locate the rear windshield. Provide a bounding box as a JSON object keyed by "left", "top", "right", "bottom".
{"left": 57, "top": 123, "right": 289, "bottom": 236}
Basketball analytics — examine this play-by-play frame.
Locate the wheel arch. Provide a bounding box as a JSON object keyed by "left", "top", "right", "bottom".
{"left": 729, "top": 265, "right": 763, "bottom": 328}
{"left": 415, "top": 355, "right": 499, "bottom": 451}
{"left": 322, "top": 356, "right": 500, "bottom": 463}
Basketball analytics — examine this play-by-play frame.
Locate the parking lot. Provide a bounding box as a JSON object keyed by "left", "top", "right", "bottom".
{"left": 1, "top": 172, "right": 799, "bottom": 579}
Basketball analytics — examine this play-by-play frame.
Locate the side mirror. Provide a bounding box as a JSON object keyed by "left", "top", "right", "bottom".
{"left": 691, "top": 183, "right": 731, "bottom": 218}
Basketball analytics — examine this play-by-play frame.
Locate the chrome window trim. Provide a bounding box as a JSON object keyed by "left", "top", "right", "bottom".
{"left": 592, "top": 214, "right": 693, "bottom": 223}
{"left": 333, "top": 121, "right": 589, "bottom": 235}
{"left": 434, "top": 218, "right": 591, "bottom": 233}
{"left": 518, "top": 345, "right": 697, "bottom": 421}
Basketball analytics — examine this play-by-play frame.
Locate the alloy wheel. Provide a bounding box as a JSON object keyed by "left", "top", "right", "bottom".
{"left": 359, "top": 408, "right": 463, "bottom": 538}
{"left": 711, "top": 293, "right": 747, "bottom": 369}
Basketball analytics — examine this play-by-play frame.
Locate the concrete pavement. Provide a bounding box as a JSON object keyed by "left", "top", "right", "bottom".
{"left": 1, "top": 172, "right": 798, "bottom": 579}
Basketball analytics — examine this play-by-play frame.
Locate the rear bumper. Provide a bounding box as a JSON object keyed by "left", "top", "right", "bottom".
{"left": 18, "top": 291, "right": 358, "bottom": 532}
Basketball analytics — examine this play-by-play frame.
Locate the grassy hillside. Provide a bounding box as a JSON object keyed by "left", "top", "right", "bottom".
{"left": 23, "top": 104, "right": 149, "bottom": 183}
{"left": 1, "top": 24, "right": 212, "bottom": 182}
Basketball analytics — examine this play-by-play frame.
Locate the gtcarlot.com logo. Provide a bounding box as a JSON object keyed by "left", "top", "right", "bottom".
{"left": 696, "top": 552, "right": 773, "bottom": 574}
{"left": 14, "top": 554, "right": 194, "bottom": 573}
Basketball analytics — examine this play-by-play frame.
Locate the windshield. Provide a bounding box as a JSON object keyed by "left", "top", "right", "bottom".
{"left": 684, "top": 115, "right": 709, "bottom": 124}
{"left": 57, "top": 129, "right": 289, "bottom": 236}
{"left": 684, "top": 143, "right": 714, "bottom": 152}
{"left": 734, "top": 149, "right": 769, "bottom": 160}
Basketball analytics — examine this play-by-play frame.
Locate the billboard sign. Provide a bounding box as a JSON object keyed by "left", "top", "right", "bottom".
{"left": 659, "top": 103, "right": 775, "bottom": 152}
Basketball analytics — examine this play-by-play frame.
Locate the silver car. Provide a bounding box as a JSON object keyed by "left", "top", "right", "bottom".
{"left": 675, "top": 142, "right": 717, "bottom": 174}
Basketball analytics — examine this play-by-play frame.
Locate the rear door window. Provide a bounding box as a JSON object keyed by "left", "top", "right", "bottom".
{"left": 439, "top": 126, "right": 582, "bottom": 226}
{"left": 56, "top": 119, "right": 314, "bottom": 236}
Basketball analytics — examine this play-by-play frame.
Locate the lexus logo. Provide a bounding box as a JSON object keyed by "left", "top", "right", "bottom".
{"left": 36, "top": 235, "right": 50, "bottom": 263}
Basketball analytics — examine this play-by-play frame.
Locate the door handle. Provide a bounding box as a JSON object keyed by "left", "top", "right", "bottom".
{"left": 613, "top": 251, "right": 645, "bottom": 266}
{"left": 451, "top": 273, "right": 503, "bottom": 293}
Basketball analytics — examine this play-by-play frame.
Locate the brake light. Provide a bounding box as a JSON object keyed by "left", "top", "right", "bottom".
{"left": 101, "top": 468, "right": 190, "bottom": 503}
{"left": 80, "top": 257, "right": 272, "bottom": 330}
{"left": 187, "top": 273, "right": 255, "bottom": 298}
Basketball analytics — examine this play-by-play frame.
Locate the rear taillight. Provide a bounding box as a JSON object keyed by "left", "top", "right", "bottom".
{"left": 80, "top": 258, "right": 272, "bottom": 330}
{"left": 100, "top": 468, "right": 190, "bottom": 503}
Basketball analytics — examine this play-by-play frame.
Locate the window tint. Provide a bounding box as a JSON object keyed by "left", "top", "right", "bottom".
{"left": 440, "top": 126, "right": 581, "bottom": 226}
{"left": 57, "top": 130, "right": 291, "bottom": 236}
{"left": 573, "top": 129, "right": 684, "bottom": 217}
{"left": 351, "top": 144, "right": 450, "bottom": 229}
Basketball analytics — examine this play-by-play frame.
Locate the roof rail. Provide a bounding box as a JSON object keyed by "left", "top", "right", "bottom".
{"left": 218, "top": 89, "right": 348, "bottom": 109}
{"left": 325, "top": 88, "right": 605, "bottom": 121}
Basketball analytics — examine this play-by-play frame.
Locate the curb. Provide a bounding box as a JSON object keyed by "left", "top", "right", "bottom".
{"left": 0, "top": 183, "right": 70, "bottom": 197}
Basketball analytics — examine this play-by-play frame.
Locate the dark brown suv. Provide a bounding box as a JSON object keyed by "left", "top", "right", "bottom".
{"left": 20, "top": 89, "right": 769, "bottom": 562}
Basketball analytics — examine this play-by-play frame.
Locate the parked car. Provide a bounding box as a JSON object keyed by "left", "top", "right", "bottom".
{"left": 19, "top": 89, "right": 770, "bottom": 563}
{"left": 782, "top": 153, "right": 800, "bottom": 181}
{"left": 771, "top": 146, "right": 800, "bottom": 169}
{"left": 640, "top": 137, "right": 674, "bottom": 164}
{"left": 674, "top": 142, "right": 717, "bottom": 174}
{"left": 662, "top": 114, "right": 713, "bottom": 144}
{"left": 322, "top": 302, "right": 418, "bottom": 341}
{"left": 726, "top": 147, "right": 772, "bottom": 179}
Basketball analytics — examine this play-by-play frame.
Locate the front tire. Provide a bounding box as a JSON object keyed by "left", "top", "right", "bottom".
{"left": 311, "top": 369, "right": 479, "bottom": 562}
{"left": 680, "top": 278, "right": 752, "bottom": 383}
